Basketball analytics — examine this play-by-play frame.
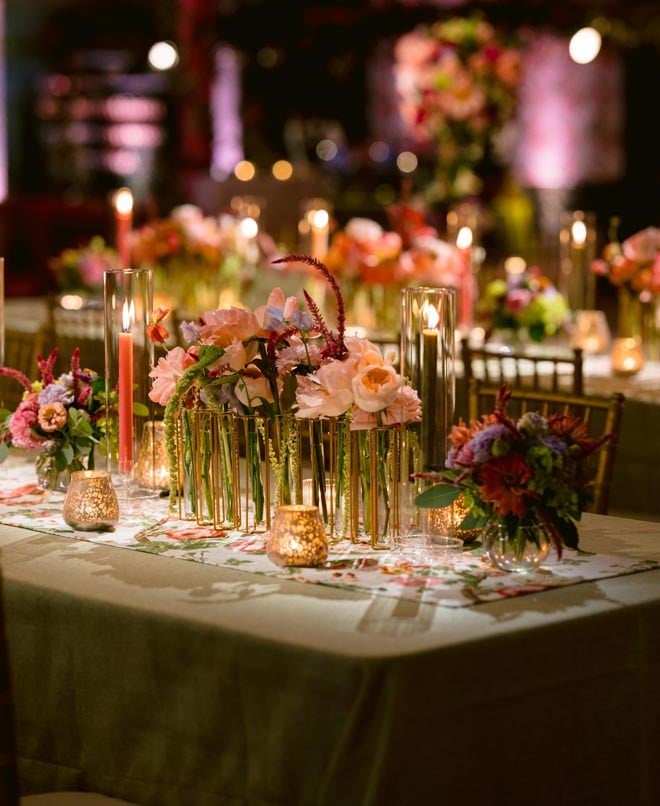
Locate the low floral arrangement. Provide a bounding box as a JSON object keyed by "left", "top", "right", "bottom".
{"left": 148, "top": 254, "right": 422, "bottom": 524}
{"left": 394, "top": 13, "right": 523, "bottom": 203}
{"left": 0, "top": 348, "right": 115, "bottom": 488}
{"left": 477, "top": 267, "right": 569, "bottom": 343}
{"left": 49, "top": 235, "right": 119, "bottom": 293}
{"left": 323, "top": 207, "right": 464, "bottom": 331}
{"left": 131, "top": 204, "right": 277, "bottom": 313}
{"left": 592, "top": 225, "right": 660, "bottom": 298}
{"left": 415, "top": 384, "right": 614, "bottom": 558}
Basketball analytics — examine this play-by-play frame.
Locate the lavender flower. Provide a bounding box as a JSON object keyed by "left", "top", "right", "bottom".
{"left": 469, "top": 424, "right": 510, "bottom": 463}
{"left": 517, "top": 411, "right": 549, "bottom": 436}
{"left": 38, "top": 383, "right": 74, "bottom": 406}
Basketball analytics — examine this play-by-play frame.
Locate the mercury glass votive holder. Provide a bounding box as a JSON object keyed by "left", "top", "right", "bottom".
{"left": 135, "top": 420, "right": 170, "bottom": 490}
{"left": 62, "top": 470, "right": 120, "bottom": 531}
{"left": 266, "top": 504, "right": 329, "bottom": 567}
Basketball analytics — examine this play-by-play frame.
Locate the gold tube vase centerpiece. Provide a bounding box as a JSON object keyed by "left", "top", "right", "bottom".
{"left": 151, "top": 253, "right": 423, "bottom": 544}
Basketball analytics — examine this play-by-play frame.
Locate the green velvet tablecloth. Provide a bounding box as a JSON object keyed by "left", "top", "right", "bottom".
{"left": 2, "top": 505, "right": 660, "bottom": 806}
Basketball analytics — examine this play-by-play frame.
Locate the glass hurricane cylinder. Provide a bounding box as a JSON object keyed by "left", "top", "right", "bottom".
{"left": 103, "top": 267, "right": 157, "bottom": 499}
{"left": 559, "top": 210, "right": 596, "bottom": 314}
{"left": 400, "top": 287, "right": 456, "bottom": 472}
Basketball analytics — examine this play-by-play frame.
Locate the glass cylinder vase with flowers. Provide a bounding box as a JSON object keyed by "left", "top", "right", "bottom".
{"left": 414, "top": 384, "right": 615, "bottom": 572}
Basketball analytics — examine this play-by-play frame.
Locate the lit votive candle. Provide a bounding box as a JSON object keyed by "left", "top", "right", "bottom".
{"left": 63, "top": 470, "right": 120, "bottom": 531}
{"left": 266, "top": 504, "right": 328, "bottom": 567}
{"left": 610, "top": 337, "right": 644, "bottom": 377}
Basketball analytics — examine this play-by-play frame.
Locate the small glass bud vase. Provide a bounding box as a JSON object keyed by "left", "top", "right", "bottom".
{"left": 484, "top": 519, "right": 550, "bottom": 574}
{"left": 63, "top": 470, "right": 120, "bottom": 532}
{"left": 266, "top": 505, "right": 328, "bottom": 567}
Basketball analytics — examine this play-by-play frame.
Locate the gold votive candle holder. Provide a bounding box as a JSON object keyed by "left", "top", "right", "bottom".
{"left": 426, "top": 493, "right": 481, "bottom": 544}
{"left": 62, "top": 470, "right": 120, "bottom": 531}
{"left": 266, "top": 504, "right": 328, "bottom": 567}
{"left": 135, "top": 420, "right": 170, "bottom": 490}
{"left": 610, "top": 336, "right": 644, "bottom": 377}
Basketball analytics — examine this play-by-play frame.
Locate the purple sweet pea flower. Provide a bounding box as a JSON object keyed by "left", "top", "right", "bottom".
{"left": 180, "top": 320, "right": 200, "bottom": 344}
{"left": 38, "top": 383, "right": 73, "bottom": 406}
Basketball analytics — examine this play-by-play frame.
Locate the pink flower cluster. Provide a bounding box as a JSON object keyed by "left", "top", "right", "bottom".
{"left": 592, "top": 226, "right": 660, "bottom": 297}
{"left": 149, "top": 279, "right": 421, "bottom": 430}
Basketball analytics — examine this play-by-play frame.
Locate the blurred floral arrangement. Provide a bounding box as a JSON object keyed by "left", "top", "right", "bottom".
{"left": 477, "top": 267, "right": 569, "bottom": 343}
{"left": 323, "top": 203, "right": 464, "bottom": 331}
{"left": 394, "top": 13, "right": 523, "bottom": 204}
{"left": 592, "top": 224, "right": 660, "bottom": 298}
{"left": 131, "top": 204, "right": 277, "bottom": 313}
{"left": 415, "top": 383, "right": 613, "bottom": 559}
{"left": 148, "top": 254, "right": 422, "bottom": 516}
{"left": 49, "top": 236, "right": 119, "bottom": 293}
{"left": 0, "top": 348, "right": 115, "bottom": 489}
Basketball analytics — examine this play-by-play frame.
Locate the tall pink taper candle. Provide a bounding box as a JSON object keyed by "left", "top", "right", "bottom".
{"left": 112, "top": 187, "right": 134, "bottom": 270}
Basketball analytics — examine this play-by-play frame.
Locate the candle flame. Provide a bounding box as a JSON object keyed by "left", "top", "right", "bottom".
{"left": 571, "top": 220, "right": 587, "bottom": 246}
{"left": 422, "top": 301, "right": 440, "bottom": 330}
{"left": 456, "top": 226, "right": 473, "bottom": 250}
{"left": 113, "top": 187, "right": 134, "bottom": 216}
{"left": 122, "top": 300, "right": 134, "bottom": 332}
{"left": 239, "top": 216, "right": 258, "bottom": 238}
{"left": 311, "top": 209, "right": 329, "bottom": 229}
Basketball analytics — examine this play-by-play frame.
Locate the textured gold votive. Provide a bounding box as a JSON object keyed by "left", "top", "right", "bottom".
{"left": 135, "top": 420, "right": 170, "bottom": 490}
{"left": 63, "top": 470, "right": 120, "bottom": 531}
{"left": 426, "top": 493, "right": 481, "bottom": 544}
{"left": 266, "top": 505, "right": 328, "bottom": 567}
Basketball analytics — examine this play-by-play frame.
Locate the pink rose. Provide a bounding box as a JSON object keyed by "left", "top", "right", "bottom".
{"left": 295, "top": 361, "right": 354, "bottom": 419}
{"left": 199, "top": 307, "right": 261, "bottom": 348}
{"left": 381, "top": 384, "right": 422, "bottom": 426}
{"left": 148, "top": 347, "right": 197, "bottom": 405}
{"left": 352, "top": 364, "right": 401, "bottom": 413}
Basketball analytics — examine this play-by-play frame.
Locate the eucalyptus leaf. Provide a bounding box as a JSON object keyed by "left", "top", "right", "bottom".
{"left": 133, "top": 402, "right": 150, "bottom": 417}
{"left": 414, "top": 483, "right": 460, "bottom": 508}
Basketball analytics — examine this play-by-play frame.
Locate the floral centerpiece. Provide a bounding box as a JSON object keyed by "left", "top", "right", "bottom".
{"left": 49, "top": 236, "right": 119, "bottom": 294}
{"left": 415, "top": 384, "right": 614, "bottom": 570}
{"left": 323, "top": 207, "right": 464, "bottom": 332}
{"left": 148, "top": 254, "right": 422, "bottom": 539}
{"left": 394, "top": 13, "right": 523, "bottom": 204}
{"left": 0, "top": 348, "right": 115, "bottom": 490}
{"left": 592, "top": 224, "right": 660, "bottom": 356}
{"left": 477, "top": 267, "right": 569, "bottom": 344}
{"left": 131, "top": 204, "right": 277, "bottom": 314}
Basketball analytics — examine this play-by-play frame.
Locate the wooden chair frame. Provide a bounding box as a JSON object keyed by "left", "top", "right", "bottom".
{"left": 460, "top": 336, "right": 584, "bottom": 396}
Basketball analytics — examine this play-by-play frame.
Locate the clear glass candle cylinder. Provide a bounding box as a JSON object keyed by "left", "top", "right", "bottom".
{"left": 103, "top": 268, "right": 157, "bottom": 497}
{"left": 559, "top": 210, "right": 596, "bottom": 313}
{"left": 400, "top": 287, "right": 456, "bottom": 472}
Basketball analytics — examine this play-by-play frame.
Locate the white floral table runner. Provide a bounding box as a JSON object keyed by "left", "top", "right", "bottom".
{"left": 0, "top": 462, "right": 657, "bottom": 608}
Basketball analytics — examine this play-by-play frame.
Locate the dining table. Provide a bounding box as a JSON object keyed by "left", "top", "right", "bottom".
{"left": 1, "top": 455, "right": 660, "bottom": 806}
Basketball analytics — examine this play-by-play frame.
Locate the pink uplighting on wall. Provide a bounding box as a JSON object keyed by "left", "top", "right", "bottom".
{"left": 514, "top": 34, "right": 624, "bottom": 189}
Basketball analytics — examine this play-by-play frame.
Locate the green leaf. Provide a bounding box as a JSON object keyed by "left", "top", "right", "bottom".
{"left": 0, "top": 442, "right": 8, "bottom": 463}
{"left": 459, "top": 510, "right": 487, "bottom": 530}
{"left": 133, "top": 401, "right": 150, "bottom": 417}
{"left": 197, "top": 345, "right": 224, "bottom": 368}
{"left": 414, "top": 483, "right": 461, "bottom": 509}
{"left": 556, "top": 517, "right": 580, "bottom": 550}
